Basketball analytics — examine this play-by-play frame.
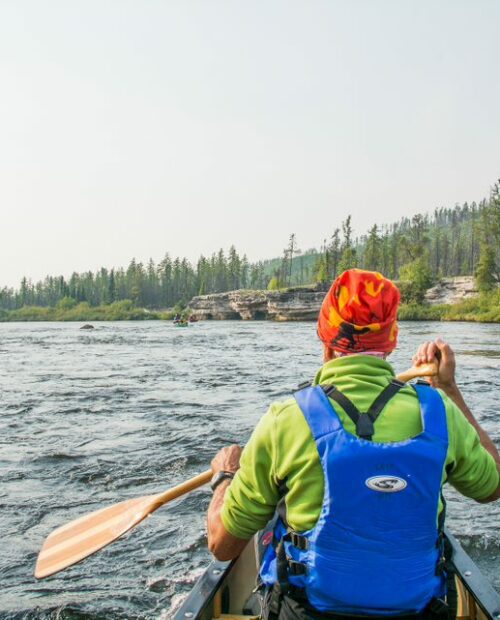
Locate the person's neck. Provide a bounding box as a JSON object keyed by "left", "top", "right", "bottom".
{"left": 337, "top": 351, "right": 387, "bottom": 359}
{"left": 323, "top": 345, "right": 388, "bottom": 363}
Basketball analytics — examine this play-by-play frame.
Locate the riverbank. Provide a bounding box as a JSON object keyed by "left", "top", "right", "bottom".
{"left": 399, "top": 290, "right": 500, "bottom": 322}
{"left": 0, "top": 300, "right": 172, "bottom": 322}
{"left": 0, "top": 289, "right": 498, "bottom": 323}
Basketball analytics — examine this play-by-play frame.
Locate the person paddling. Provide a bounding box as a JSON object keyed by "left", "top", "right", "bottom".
{"left": 207, "top": 269, "right": 499, "bottom": 620}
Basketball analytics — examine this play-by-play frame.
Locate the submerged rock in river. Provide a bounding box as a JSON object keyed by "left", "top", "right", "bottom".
{"left": 187, "top": 288, "right": 324, "bottom": 321}
{"left": 80, "top": 323, "right": 95, "bottom": 330}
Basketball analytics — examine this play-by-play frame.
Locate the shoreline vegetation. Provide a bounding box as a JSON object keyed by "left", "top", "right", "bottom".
{"left": 0, "top": 300, "right": 175, "bottom": 322}
{"left": 0, "top": 290, "right": 498, "bottom": 323}
{"left": 1, "top": 180, "right": 498, "bottom": 323}
{"left": 397, "top": 290, "right": 499, "bottom": 323}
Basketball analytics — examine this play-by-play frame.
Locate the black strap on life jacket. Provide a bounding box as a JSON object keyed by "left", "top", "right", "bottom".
{"left": 266, "top": 538, "right": 290, "bottom": 620}
{"left": 321, "top": 379, "right": 406, "bottom": 440}
{"left": 296, "top": 379, "right": 312, "bottom": 391}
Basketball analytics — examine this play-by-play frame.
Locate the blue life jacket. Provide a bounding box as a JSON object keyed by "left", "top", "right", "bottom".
{"left": 260, "top": 381, "right": 449, "bottom": 616}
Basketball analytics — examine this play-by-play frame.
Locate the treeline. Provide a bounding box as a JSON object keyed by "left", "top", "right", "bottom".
{"left": 0, "top": 247, "right": 268, "bottom": 311}
{"left": 1, "top": 181, "right": 498, "bottom": 311}
{"left": 269, "top": 180, "right": 499, "bottom": 302}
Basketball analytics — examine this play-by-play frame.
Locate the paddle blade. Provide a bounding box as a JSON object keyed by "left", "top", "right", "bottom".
{"left": 35, "top": 493, "right": 161, "bottom": 579}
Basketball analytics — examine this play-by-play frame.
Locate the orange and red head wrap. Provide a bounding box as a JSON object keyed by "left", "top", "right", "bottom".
{"left": 317, "top": 269, "right": 400, "bottom": 354}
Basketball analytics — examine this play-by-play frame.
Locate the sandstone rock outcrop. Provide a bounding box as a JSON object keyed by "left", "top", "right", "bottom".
{"left": 424, "top": 276, "right": 478, "bottom": 306}
{"left": 188, "top": 277, "right": 480, "bottom": 321}
{"left": 187, "top": 288, "right": 324, "bottom": 321}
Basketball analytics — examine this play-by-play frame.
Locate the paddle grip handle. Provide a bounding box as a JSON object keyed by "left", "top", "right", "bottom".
{"left": 396, "top": 361, "right": 438, "bottom": 384}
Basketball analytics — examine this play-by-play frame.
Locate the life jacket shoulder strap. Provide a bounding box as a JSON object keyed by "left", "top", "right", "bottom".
{"left": 367, "top": 378, "right": 406, "bottom": 420}
{"left": 321, "top": 379, "right": 405, "bottom": 440}
{"left": 321, "top": 384, "right": 362, "bottom": 425}
{"left": 296, "top": 379, "right": 312, "bottom": 391}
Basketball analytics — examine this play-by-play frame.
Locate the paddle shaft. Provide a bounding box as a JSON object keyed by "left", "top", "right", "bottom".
{"left": 154, "top": 469, "right": 213, "bottom": 507}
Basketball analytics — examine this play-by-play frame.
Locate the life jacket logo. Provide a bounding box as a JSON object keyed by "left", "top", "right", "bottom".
{"left": 365, "top": 476, "right": 407, "bottom": 492}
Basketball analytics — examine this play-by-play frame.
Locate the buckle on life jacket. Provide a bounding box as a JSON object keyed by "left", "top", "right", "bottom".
{"left": 435, "top": 532, "right": 446, "bottom": 575}
{"left": 435, "top": 555, "right": 447, "bottom": 576}
{"left": 356, "top": 414, "right": 375, "bottom": 440}
{"left": 288, "top": 531, "right": 309, "bottom": 550}
{"left": 288, "top": 559, "right": 307, "bottom": 576}
{"left": 425, "top": 597, "right": 450, "bottom": 619}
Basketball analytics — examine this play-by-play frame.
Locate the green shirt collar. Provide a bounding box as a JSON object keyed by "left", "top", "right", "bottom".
{"left": 313, "top": 354, "right": 395, "bottom": 386}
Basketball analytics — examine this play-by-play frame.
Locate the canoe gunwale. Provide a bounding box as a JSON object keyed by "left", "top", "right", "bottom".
{"left": 444, "top": 527, "right": 500, "bottom": 619}
{"left": 174, "top": 558, "right": 232, "bottom": 619}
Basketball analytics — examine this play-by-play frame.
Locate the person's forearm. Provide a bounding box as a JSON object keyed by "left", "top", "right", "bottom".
{"left": 207, "top": 479, "right": 231, "bottom": 547}
{"left": 442, "top": 382, "right": 500, "bottom": 469}
{"left": 207, "top": 480, "right": 249, "bottom": 560}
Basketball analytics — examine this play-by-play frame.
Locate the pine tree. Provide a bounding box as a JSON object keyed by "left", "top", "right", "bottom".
{"left": 228, "top": 245, "right": 241, "bottom": 290}
{"left": 338, "top": 216, "right": 357, "bottom": 273}
{"left": 364, "top": 225, "right": 381, "bottom": 271}
{"left": 240, "top": 255, "right": 249, "bottom": 289}
{"left": 108, "top": 269, "right": 116, "bottom": 303}
{"left": 327, "top": 229, "right": 341, "bottom": 279}
{"left": 476, "top": 244, "right": 496, "bottom": 292}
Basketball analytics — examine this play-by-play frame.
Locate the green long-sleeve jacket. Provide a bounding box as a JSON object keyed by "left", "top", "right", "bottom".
{"left": 221, "top": 355, "right": 499, "bottom": 539}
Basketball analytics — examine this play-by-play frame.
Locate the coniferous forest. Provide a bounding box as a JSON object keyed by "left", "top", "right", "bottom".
{"left": 1, "top": 180, "right": 499, "bottom": 320}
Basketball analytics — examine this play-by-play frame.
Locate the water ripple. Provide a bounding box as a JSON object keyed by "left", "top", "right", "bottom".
{"left": 0, "top": 320, "right": 498, "bottom": 618}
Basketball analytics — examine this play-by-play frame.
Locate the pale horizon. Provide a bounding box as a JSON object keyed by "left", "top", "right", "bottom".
{"left": 1, "top": 1, "right": 499, "bottom": 289}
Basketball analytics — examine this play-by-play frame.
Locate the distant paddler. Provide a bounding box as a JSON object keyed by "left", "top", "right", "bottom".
{"left": 172, "top": 313, "right": 189, "bottom": 326}
{"left": 207, "top": 268, "right": 500, "bottom": 620}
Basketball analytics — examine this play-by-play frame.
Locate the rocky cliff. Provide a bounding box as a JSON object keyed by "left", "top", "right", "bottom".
{"left": 187, "top": 288, "right": 324, "bottom": 321}
{"left": 424, "top": 276, "right": 478, "bottom": 305}
{"left": 187, "top": 277, "right": 480, "bottom": 321}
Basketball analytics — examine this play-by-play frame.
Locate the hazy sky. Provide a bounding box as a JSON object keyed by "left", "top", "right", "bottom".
{"left": 1, "top": 1, "right": 499, "bottom": 288}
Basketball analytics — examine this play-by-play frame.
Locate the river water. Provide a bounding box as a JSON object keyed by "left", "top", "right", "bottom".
{"left": 0, "top": 320, "right": 498, "bottom": 619}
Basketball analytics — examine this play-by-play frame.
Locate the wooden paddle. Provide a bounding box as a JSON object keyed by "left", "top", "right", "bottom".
{"left": 34, "top": 469, "right": 212, "bottom": 579}
{"left": 34, "top": 360, "right": 438, "bottom": 579}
